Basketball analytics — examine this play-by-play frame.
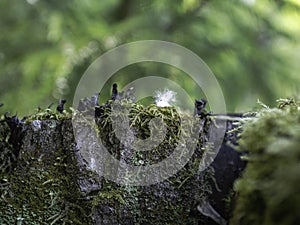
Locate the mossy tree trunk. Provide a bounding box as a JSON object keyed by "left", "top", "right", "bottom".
{"left": 0, "top": 111, "right": 245, "bottom": 225}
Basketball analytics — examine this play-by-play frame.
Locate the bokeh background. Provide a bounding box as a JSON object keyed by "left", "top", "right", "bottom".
{"left": 0, "top": 0, "right": 299, "bottom": 116}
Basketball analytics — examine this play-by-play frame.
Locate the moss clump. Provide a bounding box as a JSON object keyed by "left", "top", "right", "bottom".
{"left": 231, "top": 98, "right": 300, "bottom": 225}
{"left": 96, "top": 99, "right": 197, "bottom": 165}
{"left": 91, "top": 184, "right": 125, "bottom": 206}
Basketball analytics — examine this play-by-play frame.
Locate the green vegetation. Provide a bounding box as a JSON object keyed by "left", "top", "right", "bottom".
{"left": 231, "top": 98, "right": 300, "bottom": 225}
{"left": 0, "top": 144, "right": 93, "bottom": 224}
{"left": 97, "top": 99, "right": 189, "bottom": 164}
{"left": 0, "top": 109, "right": 92, "bottom": 224}
{"left": 25, "top": 108, "right": 72, "bottom": 122}
{"left": 1, "top": 0, "right": 300, "bottom": 115}
{"left": 0, "top": 114, "right": 14, "bottom": 177}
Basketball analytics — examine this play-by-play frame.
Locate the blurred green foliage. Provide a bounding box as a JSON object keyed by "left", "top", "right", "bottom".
{"left": 0, "top": 0, "right": 299, "bottom": 115}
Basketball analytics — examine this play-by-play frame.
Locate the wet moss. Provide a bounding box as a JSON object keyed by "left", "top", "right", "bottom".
{"left": 231, "top": 98, "right": 300, "bottom": 225}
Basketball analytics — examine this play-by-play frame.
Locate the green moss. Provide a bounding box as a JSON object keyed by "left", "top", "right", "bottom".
{"left": 25, "top": 108, "right": 72, "bottom": 123}
{"left": 231, "top": 98, "right": 300, "bottom": 225}
{"left": 0, "top": 116, "right": 14, "bottom": 177}
{"left": 96, "top": 99, "right": 201, "bottom": 164}
{"left": 88, "top": 99, "right": 213, "bottom": 224}
{"left": 91, "top": 189, "right": 125, "bottom": 206}
{"left": 0, "top": 142, "right": 92, "bottom": 224}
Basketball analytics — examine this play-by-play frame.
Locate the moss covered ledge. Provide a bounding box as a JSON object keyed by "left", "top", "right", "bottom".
{"left": 0, "top": 97, "right": 247, "bottom": 225}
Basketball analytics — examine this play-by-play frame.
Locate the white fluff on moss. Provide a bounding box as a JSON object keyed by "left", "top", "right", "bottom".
{"left": 154, "top": 89, "right": 177, "bottom": 107}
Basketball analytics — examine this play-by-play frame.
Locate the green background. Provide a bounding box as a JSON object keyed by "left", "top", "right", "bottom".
{"left": 0, "top": 0, "right": 300, "bottom": 116}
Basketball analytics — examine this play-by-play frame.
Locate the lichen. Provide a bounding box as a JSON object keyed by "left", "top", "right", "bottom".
{"left": 231, "top": 98, "right": 300, "bottom": 225}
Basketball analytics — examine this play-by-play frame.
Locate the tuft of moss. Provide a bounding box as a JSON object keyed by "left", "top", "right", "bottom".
{"left": 231, "top": 98, "right": 300, "bottom": 225}
{"left": 95, "top": 99, "right": 200, "bottom": 165}
{"left": 25, "top": 108, "right": 72, "bottom": 123}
